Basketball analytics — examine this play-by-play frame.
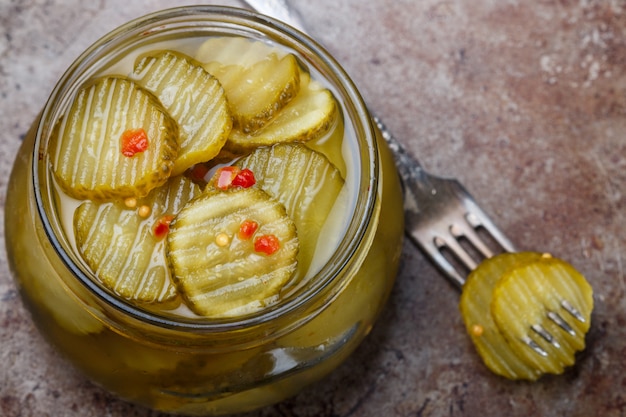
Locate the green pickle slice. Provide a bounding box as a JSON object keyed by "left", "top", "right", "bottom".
{"left": 460, "top": 252, "right": 543, "bottom": 380}
{"left": 226, "top": 77, "right": 338, "bottom": 154}
{"left": 74, "top": 176, "right": 201, "bottom": 305}
{"left": 197, "top": 36, "right": 300, "bottom": 134}
{"left": 196, "top": 36, "right": 287, "bottom": 68}
{"left": 204, "top": 54, "right": 301, "bottom": 134}
{"left": 166, "top": 187, "right": 299, "bottom": 318}
{"left": 130, "top": 50, "right": 232, "bottom": 176}
{"left": 491, "top": 255, "right": 594, "bottom": 375}
{"left": 236, "top": 143, "right": 344, "bottom": 283}
{"left": 50, "top": 76, "right": 179, "bottom": 200}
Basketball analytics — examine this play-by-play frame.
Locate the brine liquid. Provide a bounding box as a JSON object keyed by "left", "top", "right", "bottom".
{"left": 46, "top": 35, "right": 363, "bottom": 319}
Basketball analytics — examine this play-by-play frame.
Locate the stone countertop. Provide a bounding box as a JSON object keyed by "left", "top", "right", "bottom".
{"left": 1, "top": 1, "right": 625, "bottom": 416}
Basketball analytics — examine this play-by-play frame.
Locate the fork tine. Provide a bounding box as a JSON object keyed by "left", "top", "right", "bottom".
{"left": 523, "top": 336, "right": 548, "bottom": 357}
{"left": 462, "top": 199, "right": 516, "bottom": 254}
{"left": 531, "top": 324, "right": 560, "bottom": 348}
{"left": 452, "top": 217, "right": 495, "bottom": 259}
{"left": 418, "top": 235, "right": 467, "bottom": 288}
{"left": 434, "top": 233, "right": 479, "bottom": 272}
{"left": 561, "top": 300, "right": 586, "bottom": 323}
{"left": 415, "top": 212, "right": 503, "bottom": 289}
{"left": 548, "top": 311, "right": 576, "bottom": 336}
{"left": 430, "top": 208, "right": 505, "bottom": 287}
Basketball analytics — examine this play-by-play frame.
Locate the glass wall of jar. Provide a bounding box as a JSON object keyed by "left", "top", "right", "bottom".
{"left": 5, "top": 6, "right": 404, "bottom": 415}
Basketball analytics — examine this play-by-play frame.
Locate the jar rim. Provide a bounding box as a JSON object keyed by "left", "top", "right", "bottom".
{"left": 32, "top": 5, "right": 379, "bottom": 333}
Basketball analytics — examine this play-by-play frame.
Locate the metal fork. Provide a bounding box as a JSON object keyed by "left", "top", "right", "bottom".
{"left": 373, "top": 117, "right": 514, "bottom": 288}
{"left": 375, "top": 118, "right": 586, "bottom": 357}
{"left": 241, "top": 0, "right": 586, "bottom": 356}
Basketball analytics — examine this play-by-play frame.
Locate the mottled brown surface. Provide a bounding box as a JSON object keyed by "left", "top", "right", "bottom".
{"left": 1, "top": 1, "right": 625, "bottom": 416}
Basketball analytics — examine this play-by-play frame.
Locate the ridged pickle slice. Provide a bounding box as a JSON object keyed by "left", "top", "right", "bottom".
{"left": 196, "top": 36, "right": 287, "bottom": 68}
{"left": 491, "top": 255, "right": 594, "bottom": 375}
{"left": 130, "top": 50, "right": 232, "bottom": 176}
{"left": 166, "top": 187, "right": 299, "bottom": 318}
{"left": 460, "top": 252, "right": 543, "bottom": 380}
{"left": 225, "top": 78, "right": 338, "bottom": 154}
{"left": 204, "top": 53, "right": 301, "bottom": 134}
{"left": 74, "top": 176, "right": 201, "bottom": 305}
{"left": 50, "top": 76, "right": 179, "bottom": 200}
{"left": 235, "top": 143, "right": 344, "bottom": 282}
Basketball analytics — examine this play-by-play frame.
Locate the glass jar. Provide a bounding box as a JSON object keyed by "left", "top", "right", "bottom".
{"left": 5, "top": 6, "right": 404, "bottom": 415}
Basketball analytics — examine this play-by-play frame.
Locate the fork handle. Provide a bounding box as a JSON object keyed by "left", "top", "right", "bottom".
{"left": 373, "top": 116, "right": 432, "bottom": 189}
{"left": 378, "top": 118, "right": 517, "bottom": 287}
{"left": 372, "top": 116, "right": 452, "bottom": 219}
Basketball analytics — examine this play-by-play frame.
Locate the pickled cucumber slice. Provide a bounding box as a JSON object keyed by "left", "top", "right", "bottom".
{"left": 166, "top": 187, "right": 299, "bottom": 318}
{"left": 235, "top": 143, "right": 344, "bottom": 282}
{"left": 204, "top": 53, "right": 301, "bottom": 134}
{"left": 491, "top": 255, "right": 594, "bottom": 375}
{"left": 460, "top": 252, "right": 544, "bottom": 380}
{"left": 196, "top": 36, "right": 287, "bottom": 69}
{"left": 225, "top": 78, "right": 338, "bottom": 154}
{"left": 74, "top": 176, "right": 201, "bottom": 305}
{"left": 50, "top": 76, "right": 179, "bottom": 200}
{"left": 130, "top": 50, "right": 232, "bottom": 176}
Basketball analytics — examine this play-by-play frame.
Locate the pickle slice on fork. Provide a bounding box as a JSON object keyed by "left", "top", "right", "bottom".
{"left": 50, "top": 76, "right": 179, "bottom": 200}
{"left": 491, "top": 255, "right": 594, "bottom": 375}
{"left": 460, "top": 252, "right": 593, "bottom": 380}
{"left": 460, "top": 252, "right": 544, "bottom": 380}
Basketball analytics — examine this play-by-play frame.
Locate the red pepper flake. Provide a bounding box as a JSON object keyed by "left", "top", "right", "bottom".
{"left": 238, "top": 220, "right": 259, "bottom": 240}
{"left": 153, "top": 214, "right": 175, "bottom": 239}
{"left": 213, "top": 166, "right": 256, "bottom": 190}
{"left": 215, "top": 166, "right": 239, "bottom": 190}
{"left": 121, "top": 128, "right": 149, "bottom": 157}
{"left": 254, "top": 234, "right": 280, "bottom": 255}
{"left": 232, "top": 168, "right": 256, "bottom": 188}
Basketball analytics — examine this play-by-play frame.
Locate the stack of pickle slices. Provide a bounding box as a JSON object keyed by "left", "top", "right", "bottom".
{"left": 50, "top": 36, "right": 344, "bottom": 319}
{"left": 459, "top": 252, "right": 594, "bottom": 380}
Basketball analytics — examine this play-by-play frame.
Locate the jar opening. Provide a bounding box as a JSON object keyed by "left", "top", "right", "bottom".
{"left": 32, "top": 6, "right": 379, "bottom": 333}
